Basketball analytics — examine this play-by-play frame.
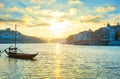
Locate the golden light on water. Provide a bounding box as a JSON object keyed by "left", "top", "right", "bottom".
{"left": 54, "top": 59, "right": 62, "bottom": 79}
{"left": 53, "top": 44, "right": 62, "bottom": 79}
{"left": 55, "top": 44, "right": 61, "bottom": 54}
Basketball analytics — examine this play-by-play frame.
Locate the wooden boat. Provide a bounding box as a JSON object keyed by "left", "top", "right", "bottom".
{"left": 6, "top": 52, "right": 38, "bottom": 59}
{"left": 7, "top": 53, "right": 38, "bottom": 59}
{"left": 2, "top": 24, "right": 38, "bottom": 59}
{"left": 3, "top": 47, "right": 38, "bottom": 59}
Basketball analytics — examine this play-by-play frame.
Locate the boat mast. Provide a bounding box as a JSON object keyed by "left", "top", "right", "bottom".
{"left": 15, "top": 24, "right": 17, "bottom": 48}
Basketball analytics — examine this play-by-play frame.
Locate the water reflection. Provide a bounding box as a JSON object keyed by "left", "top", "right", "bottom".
{"left": 53, "top": 44, "right": 62, "bottom": 79}
{"left": 55, "top": 43, "right": 61, "bottom": 55}
{"left": 0, "top": 44, "right": 120, "bottom": 78}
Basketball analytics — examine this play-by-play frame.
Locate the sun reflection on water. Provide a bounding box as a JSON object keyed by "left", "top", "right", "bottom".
{"left": 53, "top": 44, "right": 62, "bottom": 79}
{"left": 1, "top": 44, "right": 120, "bottom": 78}
{"left": 55, "top": 44, "right": 61, "bottom": 55}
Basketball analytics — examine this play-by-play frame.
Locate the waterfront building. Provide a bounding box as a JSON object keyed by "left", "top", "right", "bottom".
{"left": 106, "top": 23, "right": 116, "bottom": 41}
{"left": 76, "top": 30, "right": 93, "bottom": 41}
{"left": 94, "top": 23, "right": 116, "bottom": 42}
{"left": 74, "top": 30, "right": 94, "bottom": 44}
{"left": 66, "top": 22, "right": 120, "bottom": 45}
{"left": 76, "top": 32, "right": 83, "bottom": 41}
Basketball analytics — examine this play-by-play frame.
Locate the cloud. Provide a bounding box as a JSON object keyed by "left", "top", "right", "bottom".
{"left": 40, "top": 10, "right": 51, "bottom": 16}
{"left": 0, "top": 3, "right": 4, "bottom": 8}
{"left": 36, "top": 22, "right": 50, "bottom": 26}
{"left": 27, "top": 22, "right": 50, "bottom": 27}
{"left": 69, "top": 8, "right": 77, "bottom": 16}
{"left": 5, "top": 14, "right": 12, "bottom": 18}
{"left": 31, "top": 6, "right": 41, "bottom": 10}
{"left": 68, "top": 0, "right": 83, "bottom": 5}
{"left": 80, "top": 15, "right": 104, "bottom": 22}
{"left": 0, "top": 14, "right": 21, "bottom": 23}
{"left": 0, "top": 18, "right": 23, "bottom": 23}
{"left": 110, "top": 14, "right": 120, "bottom": 22}
{"left": 25, "top": 7, "right": 33, "bottom": 12}
{"left": 0, "top": 14, "right": 12, "bottom": 18}
{"left": 95, "top": 6, "right": 115, "bottom": 13}
{"left": 57, "top": 19, "right": 64, "bottom": 22}
{"left": 49, "top": 11, "right": 67, "bottom": 18}
{"left": 22, "top": 15, "right": 33, "bottom": 24}
{"left": 22, "top": 14, "right": 51, "bottom": 27}
{"left": 30, "top": 0, "right": 56, "bottom": 4}
{"left": 7, "top": 7, "right": 23, "bottom": 12}
{"left": 114, "top": 15, "right": 120, "bottom": 20}
{"left": 7, "top": 6, "right": 50, "bottom": 18}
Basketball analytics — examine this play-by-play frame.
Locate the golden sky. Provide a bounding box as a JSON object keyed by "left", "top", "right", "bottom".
{"left": 0, "top": 0, "right": 120, "bottom": 38}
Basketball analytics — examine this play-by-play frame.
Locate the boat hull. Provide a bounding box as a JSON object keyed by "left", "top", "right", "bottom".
{"left": 6, "top": 53, "right": 38, "bottom": 59}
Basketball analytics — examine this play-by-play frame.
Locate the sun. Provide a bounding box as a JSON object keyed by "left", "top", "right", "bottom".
{"left": 49, "top": 20, "right": 70, "bottom": 38}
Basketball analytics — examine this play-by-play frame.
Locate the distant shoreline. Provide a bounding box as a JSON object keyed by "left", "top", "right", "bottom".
{"left": 0, "top": 42, "right": 45, "bottom": 44}
{"left": 0, "top": 43, "right": 120, "bottom": 46}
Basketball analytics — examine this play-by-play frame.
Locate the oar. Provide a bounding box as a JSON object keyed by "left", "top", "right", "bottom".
{"left": 0, "top": 45, "right": 13, "bottom": 56}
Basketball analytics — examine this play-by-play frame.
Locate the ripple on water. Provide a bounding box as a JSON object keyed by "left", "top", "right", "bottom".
{"left": 0, "top": 44, "right": 120, "bottom": 78}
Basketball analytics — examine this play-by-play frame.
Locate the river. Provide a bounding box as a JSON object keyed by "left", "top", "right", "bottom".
{"left": 0, "top": 43, "right": 120, "bottom": 79}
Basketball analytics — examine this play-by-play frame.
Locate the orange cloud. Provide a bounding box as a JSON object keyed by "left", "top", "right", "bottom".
{"left": 95, "top": 6, "right": 115, "bottom": 13}
{"left": 80, "top": 15, "right": 104, "bottom": 22}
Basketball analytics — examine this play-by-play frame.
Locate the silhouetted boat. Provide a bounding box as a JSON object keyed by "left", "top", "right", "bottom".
{"left": 5, "top": 51, "right": 38, "bottom": 59}
{"left": 2, "top": 24, "right": 38, "bottom": 59}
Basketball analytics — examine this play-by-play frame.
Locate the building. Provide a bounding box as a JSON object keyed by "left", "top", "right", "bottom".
{"left": 94, "top": 23, "right": 116, "bottom": 42}
{"left": 74, "top": 30, "right": 94, "bottom": 44}
{"left": 66, "top": 22, "right": 120, "bottom": 45}
{"left": 106, "top": 23, "right": 116, "bottom": 41}
{"left": 76, "top": 30, "right": 93, "bottom": 41}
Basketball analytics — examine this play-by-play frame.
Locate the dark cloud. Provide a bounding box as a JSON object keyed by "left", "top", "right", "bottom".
{"left": 80, "top": 19, "right": 101, "bottom": 23}
{"left": 0, "top": 18, "right": 23, "bottom": 23}
{"left": 37, "top": 22, "right": 51, "bottom": 26}
{"left": 27, "top": 22, "right": 51, "bottom": 27}
{"left": 80, "top": 15, "right": 104, "bottom": 23}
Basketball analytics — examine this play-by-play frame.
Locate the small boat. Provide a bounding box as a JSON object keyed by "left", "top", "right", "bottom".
{"left": 4, "top": 47, "right": 38, "bottom": 59}
{"left": 1, "top": 24, "right": 38, "bottom": 59}
{"left": 7, "top": 53, "right": 38, "bottom": 59}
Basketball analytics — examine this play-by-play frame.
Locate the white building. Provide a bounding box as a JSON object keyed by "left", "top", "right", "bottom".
{"left": 106, "top": 23, "right": 116, "bottom": 41}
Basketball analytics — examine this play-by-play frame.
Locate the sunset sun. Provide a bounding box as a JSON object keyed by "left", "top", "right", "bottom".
{"left": 49, "top": 20, "right": 70, "bottom": 37}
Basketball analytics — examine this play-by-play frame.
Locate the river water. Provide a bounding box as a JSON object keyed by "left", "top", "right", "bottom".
{"left": 0, "top": 43, "right": 120, "bottom": 79}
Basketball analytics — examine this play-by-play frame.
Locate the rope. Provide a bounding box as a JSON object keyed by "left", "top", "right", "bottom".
{"left": 0, "top": 45, "right": 13, "bottom": 56}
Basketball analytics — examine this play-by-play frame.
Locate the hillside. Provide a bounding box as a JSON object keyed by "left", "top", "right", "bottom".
{"left": 0, "top": 28, "right": 45, "bottom": 43}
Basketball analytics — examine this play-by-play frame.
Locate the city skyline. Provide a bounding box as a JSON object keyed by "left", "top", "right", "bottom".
{"left": 0, "top": 0, "right": 120, "bottom": 38}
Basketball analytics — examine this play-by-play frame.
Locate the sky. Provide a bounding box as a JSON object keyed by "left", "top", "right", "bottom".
{"left": 0, "top": 0, "right": 120, "bottom": 38}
